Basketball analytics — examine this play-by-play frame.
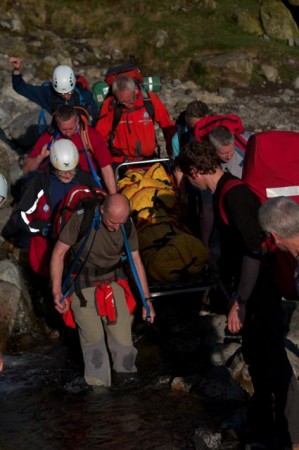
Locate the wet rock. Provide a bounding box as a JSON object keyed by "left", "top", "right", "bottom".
{"left": 193, "top": 427, "right": 222, "bottom": 450}
{"left": 170, "top": 376, "right": 193, "bottom": 393}
{"left": 198, "top": 313, "right": 227, "bottom": 345}
{"left": 195, "top": 366, "right": 247, "bottom": 404}
{"left": 210, "top": 342, "right": 241, "bottom": 366}
{"left": 220, "top": 410, "right": 247, "bottom": 440}
{"left": 0, "top": 258, "right": 35, "bottom": 351}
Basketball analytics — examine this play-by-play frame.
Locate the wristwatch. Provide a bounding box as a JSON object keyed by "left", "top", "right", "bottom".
{"left": 234, "top": 294, "right": 246, "bottom": 305}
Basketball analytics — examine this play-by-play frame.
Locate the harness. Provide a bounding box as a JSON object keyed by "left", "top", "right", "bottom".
{"left": 107, "top": 88, "right": 160, "bottom": 162}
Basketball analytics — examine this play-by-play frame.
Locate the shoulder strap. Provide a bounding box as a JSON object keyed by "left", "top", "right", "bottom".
{"left": 139, "top": 84, "right": 155, "bottom": 121}
{"left": 77, "top": 118, "right": 104, "bottom": 188}
{"left": 121, "top": 223, "right": 151, "bottom": 319}
{"left": 61, "top": 208, "right": 101, "bottom": 301}
{"left": 218, "top": 178, "right": 244, "bottom": 225}
{"left": 110, "top": 85, "right": 156, "bottom": 134}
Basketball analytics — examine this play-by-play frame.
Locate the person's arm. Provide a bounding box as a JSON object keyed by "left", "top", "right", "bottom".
{"left": 101, "top": 164, "right": 117, "bottom": 194}
{"left": 200, "top": 202, "right": 214, "bottom": 248}
{"left": 149, "top": 93, "right": 176, "bottom": 156}
{"left": 9, "top": 56, "right": 21, "bottom": 75}
{"left": 223, "top": 184, "right": 262, "bottom": 333}
{"left": 131, "top": 249, "right": 156, "bottom": 323}
{"left": 172, "top": 132, "right": 180, "bottom": 158}
{"left": 22, "top": 144, "right": 50, "bottom": 174}
{"left": 50, "top": 240, "right": 71, "bottom": 314}
{"left": 227, "top": 255, "right": 260, "bottom": 334}
{"left": 9, "top": 56, "right": 52, "bottom": 112}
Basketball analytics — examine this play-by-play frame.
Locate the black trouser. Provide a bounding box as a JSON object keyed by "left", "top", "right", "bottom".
{"left": 242, "top": 267, "right": 299, "bottom": 447}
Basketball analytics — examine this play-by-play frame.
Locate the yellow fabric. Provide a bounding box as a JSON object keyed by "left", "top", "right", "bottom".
{"left": 118, "top": 162, "right": 210, "bottom": 281}
{"left": 138, "top": 223, "right": 210, "bottom": 281}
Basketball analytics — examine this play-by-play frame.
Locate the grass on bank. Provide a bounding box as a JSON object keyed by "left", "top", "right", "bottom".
{"left": 3, "top": 0, "right": 299, "bottom": 82}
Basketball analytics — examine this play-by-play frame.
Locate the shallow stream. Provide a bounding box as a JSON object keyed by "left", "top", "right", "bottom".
{"left": 0, "top": 299, "right": 241, "bottom": 450}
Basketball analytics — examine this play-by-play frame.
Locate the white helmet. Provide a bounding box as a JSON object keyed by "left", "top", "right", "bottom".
{"left": 0, "top": 172, "right": 8, "bottom": 207}
{"left": 50, "top": 139, "right": 79, "bottom": 171}
{"left": 52, "top": 65, "right": 76, "bottom": 94}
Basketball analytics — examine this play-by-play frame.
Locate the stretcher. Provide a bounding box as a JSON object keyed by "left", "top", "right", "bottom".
{"left": 115, "top": 158, "right": 216, "bottom": 299}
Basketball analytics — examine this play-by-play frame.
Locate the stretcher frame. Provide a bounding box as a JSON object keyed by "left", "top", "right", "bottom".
{"left": 115, "top": 158, "right": 216, "bottom": 298}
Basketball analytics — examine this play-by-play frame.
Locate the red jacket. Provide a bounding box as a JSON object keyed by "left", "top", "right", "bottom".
{"left": 3, "top": 169, "right": 95, "bottom": 277}
{"left": 96, "top": 91, "right": 175, "bottom": 162}
{"left": 28, "top": 125, "right": 112, "bottom": 172}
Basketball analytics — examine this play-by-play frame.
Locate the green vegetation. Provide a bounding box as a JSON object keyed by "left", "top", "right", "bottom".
{"left": 1, "top": 0, "right": 299, "bottom": 84}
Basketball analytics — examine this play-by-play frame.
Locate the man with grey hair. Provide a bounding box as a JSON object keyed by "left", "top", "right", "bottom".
{"left": 259, "top": 196, "right": 299, "bottom": 258}
{"left": 96, "top": 75, "right": 175, "bottom": 163}
{"left": 257, "top": 196, "right": 299, "bottom": 450}
{"left": 209, "top": 125, "right": 251, "bottom": 178}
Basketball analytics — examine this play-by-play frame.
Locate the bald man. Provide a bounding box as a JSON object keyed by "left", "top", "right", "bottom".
{"left": 51, "top": 193, "right": 155, "bottom": 390}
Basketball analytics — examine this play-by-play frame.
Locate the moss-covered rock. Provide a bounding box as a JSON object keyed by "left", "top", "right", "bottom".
{"left": 260, "top": 0, "right": 299, "bottom": 41}
{"left": 189, "top": 51, "right": 254, "bottom": 89}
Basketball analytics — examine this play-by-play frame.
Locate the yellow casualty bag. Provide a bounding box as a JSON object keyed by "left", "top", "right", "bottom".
{"left": 138, "top": 221, "right": 210, "bottom": 282}
{"left": 120, "top": 165, "right": 179, "bottom": 221}
{"left": 119, "top": 162, "right": 210, "bottom": 281}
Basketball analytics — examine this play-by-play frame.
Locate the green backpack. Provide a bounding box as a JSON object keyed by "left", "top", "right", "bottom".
{"left": 92, "top": 63, "right": 162, "bottom": 110}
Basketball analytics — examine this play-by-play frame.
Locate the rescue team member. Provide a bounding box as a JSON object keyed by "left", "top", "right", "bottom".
{"left": 2, "top": 140, "right": 96, "bottom": 278}
{"left": 22, "top": 105, "right": 117, "bottom": 195}
{"left": 9, "top": 57, "right": 98, "bottom": 124}
{"left": 50, "top": 193, "right": 156, "bottom": 390}
{"left": 175, "top": 140, "right": 299, "bottom": 450}
{"left": 209, "top": 126, "right": 252, "bottom": 179}
{"left": 258, "top": 197, "right": 299, "bottom": 450}
{"left": 96, "top": 75, "right": 176, "bottom": 163}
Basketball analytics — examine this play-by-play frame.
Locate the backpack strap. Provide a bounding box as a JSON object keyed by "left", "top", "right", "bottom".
{"left": 218, "top": 178, "right": 244, "bottom": 225}
{"left": 77, "top": 117, "right": 104, "bottom": 187}
{"left": 108, "top": 86, "right": 159, "bottom": 157}
{"left": 61, "top": 208, "right": 101, "bottom": 305}
{"left": 121, "top": 221, "right": 151, "bottom": 319}
{"left": 234, "top": 134, "right": 248, "bottom": 152}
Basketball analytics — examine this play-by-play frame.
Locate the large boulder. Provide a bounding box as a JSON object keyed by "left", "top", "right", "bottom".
{"left": 0, "top": 137, "right": 11, "bottom": 182}
{"left": 9, "top": 109, "right": 51, "bottom": 148}
{"left": 234, "top": 10, "right": 264, "bottom": 36}
{"left": 260, "top": 0, "right": 299, "bottom": 42}
{"left": 188, "top": 51, "right": 254, "bottom": 90}
{"left": 0, "top": 258, "right": 35, "bottom": 352}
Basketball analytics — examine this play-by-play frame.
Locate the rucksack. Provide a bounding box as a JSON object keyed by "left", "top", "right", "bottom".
{"left": 219, "top": 130, "right": 299, "bottom": 299}
{"left": 53, "top": 185, "right": 107, "bottom": 240}
{"left": 194, "top": 114, "right": 248, "bottom": 152}
{"left": 242, "top": 130, "right": 299, "bottom": 203}
{"left": 92, "top": 63, "right": 162, "bottom": 110}
{"left": 97, "top": 63, "right": 164, "bottom": 158}
{"left": 105, "top": 64, "right": 156, "bottom": 130}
